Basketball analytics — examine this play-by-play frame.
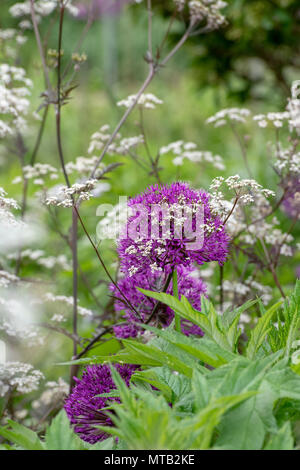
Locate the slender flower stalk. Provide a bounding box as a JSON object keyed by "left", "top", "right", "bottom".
{"left": 172, "top": 268, "right": 181, "bottom": 333}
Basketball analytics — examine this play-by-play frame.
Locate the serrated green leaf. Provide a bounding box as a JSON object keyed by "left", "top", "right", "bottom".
{"left": 123, "top": 339, "right": 193, "bottom": 377}
{"left": 0, "top": 420, "right": 45, "bottom": 450}
{"left": 140, "top": 323, "right": 236, "bottom": 368}
{"left": 45, "top": 410, "right": 85, "bottom": 450}
{"left": 264, "top": 422, "right": 294, "bottom": 450}
{"left": 246, "top": 300, "right": 282, "bottom": 359}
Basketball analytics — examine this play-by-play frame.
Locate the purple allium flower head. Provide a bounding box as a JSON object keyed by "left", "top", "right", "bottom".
{"left": 111, "top": 267, "right": 206, "bottom": 339}
{"left": 281, "top": 176, "right": 300, "bottom": 219}
{"left": 64, "top": 363, "right": 137, "bottom": 444}
{"left": 118, "top": 182, "right": 229, "bottom": 277}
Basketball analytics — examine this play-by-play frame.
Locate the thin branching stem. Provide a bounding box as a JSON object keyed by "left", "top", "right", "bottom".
{"left": 29, "top": 0, "right": 52, "bottom": 94}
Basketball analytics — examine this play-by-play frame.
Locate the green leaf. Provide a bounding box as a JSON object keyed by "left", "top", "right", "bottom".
{"left": 122, "top": 339, "right": 194, "bottom": 377}
{"left": 192, "top": 369, "right": 210, "bottom": 410}
{"left": 83, "top": 437, "right": 116, "bottom": 450}
{"left": 133, "top": 366, "right": 191, "bottom": 404}
{"left": 58, "top": 349, "right": 161, "bottom": 367}
{"left": 132, "top": 368, "right": 175, "bottom": 401}
{"left": 139, "top": 289, "right": 254, "bottom": 353}
{"left": 45, "top": 410, "right": 85, "bottom": 450}
{"left": 0, "top": 420, "right": 45, "bottom": 450}
{"left": 264, "top": 422, "right": 294, "bottom": 450}
{"left": 140, "top": 324, "right": 236, "bottom": 368}
{"left": 216, "top": 396, "right": 266, "bottom": 450}
{"left": 183, "top": 392, "right": 256, "bottom": 450}
{"left": 269, "top": 281, "right": 300, "bottom": 355}
{"left": 246, "top": 300, "right": 282, "bottom": 359}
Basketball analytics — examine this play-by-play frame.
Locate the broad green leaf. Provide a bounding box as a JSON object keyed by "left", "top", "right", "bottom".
{"left": 246, "top": 300, "right": 282, "bottom": 359}
{"left": 216, "top": 396, "right": 266, "bottom": 450}
{"left": 192, "top": 369, "right": 210, "bottom": 410}
{"left": 58, "top": 349, "right": 161, "bottom": 367}
{"left": 181, "top": 392, "right": 256, "bottom": 450}
{"left": 132, "top": 369, "right": 174, "bottom": 401}
{"left": 83, "top": 437, "right": 116, "bottom": 450}
{"left": 221, "top": 299, "right": 257, "bottom": 331}
{"left": 264, "top": 422, "right": 294, "bottom": 450}
{"left": 123, "top": 339, "right": 193, "bottom": 377}
{"left": 139, "top": 289, "right": 254, "bottom": 353}
{"left": 139, "top": 289, "right": 229, "bottom": 348}
{"left": 0, "top": 420, "right": 45, "bottom": 450}
{"left": 45, "top": 410, "right": 85, "bottom": 450}
{"left": 140, "top": 324, "right": 236, "bottom": 367}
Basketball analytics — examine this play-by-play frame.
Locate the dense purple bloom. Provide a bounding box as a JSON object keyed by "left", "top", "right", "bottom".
{"left": 281, "top": 176, "right": 300, "bottom": 219}
{"left": 64, "top": 363, "right": 137, "bottom": 444}
{"left": 111, "top": 267, "right": 206, "bottom": 339}
{"left": 118, "top": 182, "right": 229, "bottom": 277}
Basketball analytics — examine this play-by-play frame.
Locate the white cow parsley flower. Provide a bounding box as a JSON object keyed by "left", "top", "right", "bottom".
{"left": 206, "top": 108, "right": 250, "bottom": 127}
{"left": 117, "top": 93, "right": 163, "bottom": 110}
{"left": 0, "top": 362, "right": 43, "bottom": 397}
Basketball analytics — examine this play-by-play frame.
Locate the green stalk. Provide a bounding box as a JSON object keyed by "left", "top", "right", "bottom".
{"left": 172, "top": 268, "right": 181, "bottom": 333}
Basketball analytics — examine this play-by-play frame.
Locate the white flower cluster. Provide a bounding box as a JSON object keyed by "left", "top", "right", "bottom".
{"left": 209, "top": 176, "right": 277, "bottom": 241}
{"left": 45, "top": 179, "right": 97, "bottom": 207}
{"left": 210, "top": 175, "right": 275, "bottom": 214}
{"left": 206, "top": 108, "right": 251, "bottom": 128}
{"left": 188, "top": 1, "right": 227, "bottom": 30}
{"left": 43, "top": 293, "right": 93, "bottom": 318}
{"left": 160, "top": 140, "right": 225, "bottom": 170}
{"left": 253, "top": 81, "right": 300, "bottom": 133}
{"left": 222, "top": 280, "right": 250, "bottom": 296}
{"left": 287, "top": 80, "right": 300, "bottom": 135}
{"left": 0, "top": 188, "right": 39, "bottom": 253}
{"left": 210, "top": 175, "right": 296, "bottom": 256}
{"left": 32, "top": 378, "right": 68, "bottom": 411}
{"left": 241, "top": 208, "right": 294, "bottom": 254}
{"left": 7, "top": 249, "right": 71, "bottom": 271}
{"left": 87, "top": 124, "right": 144, "bottom": 157}
{"left": 265, "top": 228, "right": 294, "bottom": 251}
{"left": 0, "top": 362, "right": 43, "bottom": 397}
{"left": 0, "top": 271, "right": 19, "bottom": 288}
{"left": 222, "top": 277, "right": 272, "bottom": 310}
{"left": 0, "top": 64, "right": 32, "bottom": 138}
{"left": 13, "top": 163, "right": 58, "bottom": 186}
{"left": 0, "top": 296, "right": 44, "bottom": 346}
{"left": 9, "top": 1, "right": 78, "bottom": 23}
{"left": 174, "top": 0, "right": 186, "bottom": 11}
{"left": 0, "top": 28, "right": 27, "bottom": 59}
{"left": 245, "top": 278, "right": 272, "bottom": 305}
{"left": 0, "top": 187, "right": 23, "bottom": 233}
{"left": 0, "top": 187, "right": 19, "bottom": 211}
{"left": 117, "top": 93, "right": 163, "bottom": 110}
{"left": 0, "top": 29, "right": 18, "bottom": 41}
{"left": 223, "top": 175, "right": 275, "bottom": 198}
{"left": 274, "top": 145, "right": 300, "bottom": 176}
{"left": 65, "top": 156, "right": 105, "bottom": 175}
{"left": 253, "top": 112, "right": 289, "bottom": 129}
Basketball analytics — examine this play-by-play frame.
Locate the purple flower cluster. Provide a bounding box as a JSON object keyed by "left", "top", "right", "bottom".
{"left": 111, "top": 267, "right": 206, "bottom": 339}
{"left": 118, "top": 182, "right": 229, "bottom": 277}
{"left": 64, "top": 363, "right": 137, "bottom": 444}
